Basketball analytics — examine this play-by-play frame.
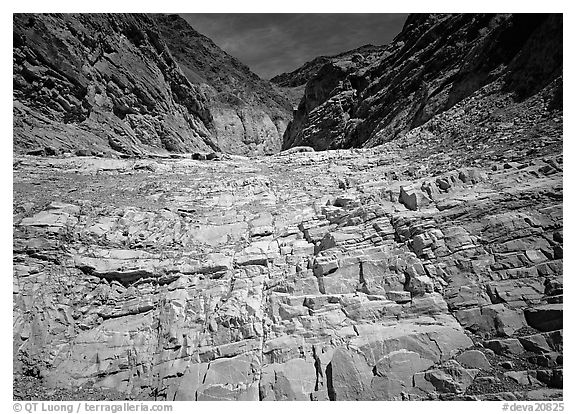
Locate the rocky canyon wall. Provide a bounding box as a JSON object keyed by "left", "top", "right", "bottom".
{"left": 280, "top": 14, "right": 562, "bottom": 151}
{"left": 13, "top": 12, "right": 563, "bottom": 402}
{"left": 13, "top": 13, "right": 292, "bottom": 157}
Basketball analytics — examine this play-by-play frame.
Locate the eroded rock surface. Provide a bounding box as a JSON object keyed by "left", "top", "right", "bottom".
{"left": 281, "top": 14, "right": 562, "bottom": 153}
{"left": 13, "top": 13, "right": 291, "bottom": 157}
{"left": 153, "top": 14, "right": 292, "bottom": 156}
{"left": 13, "top": 141, "right": 562, "bottom": 400}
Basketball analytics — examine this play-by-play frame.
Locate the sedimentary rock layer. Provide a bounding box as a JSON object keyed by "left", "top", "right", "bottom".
{"left": 154, "top": 14, "right": 292, "bottom": 155}
{"left": 281, "top": 14, "right": 562, "bottom": 151}
{"left": 13, "top": 136, "right": 562, "bottom": 400}
{"left": 13, "top": 13, "right": 292, "bottom": 157}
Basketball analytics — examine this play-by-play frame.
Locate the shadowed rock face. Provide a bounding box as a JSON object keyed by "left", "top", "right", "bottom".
{"left": 281, "top": 13, "right": 562, "bottom": 151}
{"left": 153, "top": 14, "right": 292, "bottom": 156}
{"left": 271, "top": 44, "right": 384, "bottom": 89}
{"left": 13, "top": 13, "right": 292, "bottom": 157}
{"left": 271, "top": 44, "right": 387, "bottom": 110}
{"left": 13, "top": 13, "right": 217, "bottom": 156}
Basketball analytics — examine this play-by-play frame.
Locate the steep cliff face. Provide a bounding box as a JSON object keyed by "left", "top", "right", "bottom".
{"left": 153, "top": 14, "right": 292, "bottom": 155}
{"left": 13, "top": 13, "right": 219, "bottom": 156}
{"left": 13, "top": 13, "right": 292, "bottom": 156}
{"left": 282, "top": 14, "right": 563, "bottom": 151}
{"left": 271, "top": 44, "right": 384, "bottom": 89}
{"left": 271, "top": 44, "right": 386, "bottom": 109}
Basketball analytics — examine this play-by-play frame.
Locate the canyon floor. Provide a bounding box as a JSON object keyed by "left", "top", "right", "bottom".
{"left": 13, "top": 132, "right": 563, "bottom": 401}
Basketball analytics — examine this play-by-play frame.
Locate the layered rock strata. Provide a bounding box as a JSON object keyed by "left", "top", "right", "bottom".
{"left": 281, "top": 14, "right": 562, "bottom": 151}
{"left": 13, "top": 138, "right": 562, "bottom": 400}
{"left": 153, "top": 14, "right": 292, "bottom": 155}
{"left": 13, "top": 13, "right": 292, "bottom": 157}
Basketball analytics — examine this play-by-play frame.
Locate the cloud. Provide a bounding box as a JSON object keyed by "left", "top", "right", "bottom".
{"left": 180, "top": 13, "right": 408, "bottom": 79}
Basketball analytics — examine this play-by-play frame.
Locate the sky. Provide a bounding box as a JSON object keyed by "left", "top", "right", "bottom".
{"left": 180, "top": 14, "right": 409, "bottom": 80}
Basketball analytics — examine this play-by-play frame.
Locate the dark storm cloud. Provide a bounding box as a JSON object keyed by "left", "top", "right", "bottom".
{"left": 180, "top": 14, "right": 408, "bottom": 79}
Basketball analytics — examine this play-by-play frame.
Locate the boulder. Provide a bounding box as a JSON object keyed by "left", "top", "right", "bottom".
{"left": 484, "top": 339, "right": 525, "bottom": 356}
{"left": 524, "top": 305, "right": 563, "bottom": 331}
{"left": 504, "top": 371, "right": 541, "bottom": 386}
{"left": 422, "top": 361, "right": 476, "bottom": 394}
{"left": 519, "top": 334, "right": 552, "bottom": 354}
{"left": 456, "top": 350, "right": 492, "bottom": 370}
{"left": 399, "top": 184, "right": 432, "bottom": 211}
